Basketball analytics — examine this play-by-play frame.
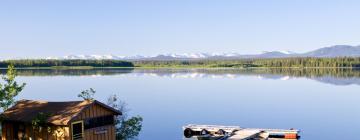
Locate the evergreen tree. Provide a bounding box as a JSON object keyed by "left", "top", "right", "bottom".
{"left": 0, "top": 64, "right": 26, "bottom": 111}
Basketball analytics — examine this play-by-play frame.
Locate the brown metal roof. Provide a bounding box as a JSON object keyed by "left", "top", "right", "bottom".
{"left": 1, "top": 99, "right": 121, "bottom": 126}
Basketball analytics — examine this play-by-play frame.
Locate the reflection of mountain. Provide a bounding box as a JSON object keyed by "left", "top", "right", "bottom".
{"left": 256, "top": 74, "right": 290, "bottom": 80}
{"left": 1, "top": 68, "right": 360, "bottom": 86}
{"left": 312, "top": 76, "right": 360, "bottom": 86}
{"left": 130, "top": 68, "right": 360, "bottom": 86}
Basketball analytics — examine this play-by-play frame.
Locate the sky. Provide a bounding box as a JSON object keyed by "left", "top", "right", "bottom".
{"left": 1, "top": 0, "right": 360, "bottom": 59}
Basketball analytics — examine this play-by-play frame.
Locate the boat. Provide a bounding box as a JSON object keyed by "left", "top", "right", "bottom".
{"left": 183, "top": 124, "right": 300, "bottom": 140}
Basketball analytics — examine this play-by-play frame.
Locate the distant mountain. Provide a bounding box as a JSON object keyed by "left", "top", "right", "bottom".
{"left": 303, "top": 45, "right": 360, "bottom": 57}
{"left": 256, "top": 51, "right": 297, "bottom": 58}
{"left": 52, "top": 45, "right": 360, "bottom": 60}
{"left": 62, "top": 54, "right": 125, "bottom": 60}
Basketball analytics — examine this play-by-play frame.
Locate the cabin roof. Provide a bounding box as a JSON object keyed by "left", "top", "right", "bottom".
{"left": 1, "top": 99, "right": 121, "bottom": 126}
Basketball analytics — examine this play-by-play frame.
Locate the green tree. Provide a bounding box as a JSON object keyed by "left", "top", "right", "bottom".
{"left": 107, "top": 94, "right": 143, "bottom": 140}
{"left": 77, "top": 88, "right": 96, "bottom": 101}
{"left": 31, "top": 112, "right": 52, "bottom": 133}
{"left": 77, "top": 90, "right": 143, "bottom": 140}
{"left": 0, "top": 64, "right": 26, "bottom": 110}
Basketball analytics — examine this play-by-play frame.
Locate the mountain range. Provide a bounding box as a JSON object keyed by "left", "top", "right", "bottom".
{"left": 51, "top": 45, "right": 360, "bottom": 60}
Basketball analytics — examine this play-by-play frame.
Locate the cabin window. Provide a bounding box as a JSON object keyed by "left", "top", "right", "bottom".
{"left": 72, "top": 121, "right": 84, "bottom": 140}
{"left": 84, "top": 115, "right": 114, "bottom": 129}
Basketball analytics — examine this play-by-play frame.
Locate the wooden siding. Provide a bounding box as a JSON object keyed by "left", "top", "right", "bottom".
{"left": 73, "top": 103, "right": 114, "bottom": 120}
{"left": 1, "top": 102, "right": 117, "bottom": 140}
{"left": 71, "top": 103, "right": 116, "bottom": 140}
{"left": 1, "top": 122, "right": 70, "bottom": 140}
{"left": 82, "top": 125, "right": 115, "bottom": 140}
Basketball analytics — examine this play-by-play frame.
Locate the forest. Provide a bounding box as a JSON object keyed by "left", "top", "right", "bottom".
{"left": 133, "top": 57, "right": 360, "bottom": 68}
{"left": 1, "top": 57, "right": 360, "bottom": 68}
{"left": 0, "top": 59, "right": 134, "bottom": 68}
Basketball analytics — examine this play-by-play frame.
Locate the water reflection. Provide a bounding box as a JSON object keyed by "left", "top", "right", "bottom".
{"left": 1, "top": 68, "right": 360, "bottom": 86}
{"left": 0, "top": 68, "right": 134, "bottom": 76}
{"left": 6, "top": 68, "right": 359, "bottom": 140}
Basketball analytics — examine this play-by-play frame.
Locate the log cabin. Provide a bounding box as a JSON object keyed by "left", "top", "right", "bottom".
{"left": 0, "top": 99, "right": 121, "bottom": 140}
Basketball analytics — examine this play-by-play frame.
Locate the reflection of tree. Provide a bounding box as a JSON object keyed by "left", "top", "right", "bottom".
{"left": 132, "top": 68, "right": 360, "bottom": 78}
{"left": 251, "top": 68, "right": 360, "bottom": 78}
{"left": 6, "top": 68, "right": 360, "bottom": 78}
{"left": 3, "top": 68, "right": 360, "bottom": 85}
{"left": 132, "top": 68, "right": 360, "bottom": 85}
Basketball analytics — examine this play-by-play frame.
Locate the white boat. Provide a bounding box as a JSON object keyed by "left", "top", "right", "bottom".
{"left": 183, "top": 124, "right": 300, "bottom": 140}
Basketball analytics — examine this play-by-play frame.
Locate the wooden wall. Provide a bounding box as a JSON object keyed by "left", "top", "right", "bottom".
{"left": 2, "top": 123, "right": 13, "bottom": 140}
{"left": 1, "top": 103, "right": 117, "bottom": 140}
{"left": 1, "top": 122, "right": 70, "bottom": 140}
{"left": 81, "top": 125, "right": 115, "bottom": 140}
{"left": 71, "top": 103, "right": 116, "bottom": 140}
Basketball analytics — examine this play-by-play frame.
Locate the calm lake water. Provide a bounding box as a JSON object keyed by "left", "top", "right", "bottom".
{"left": 2, "top": 68, "right": 360, "bottom": 140}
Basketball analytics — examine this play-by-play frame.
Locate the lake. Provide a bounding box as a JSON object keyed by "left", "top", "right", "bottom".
{"left": 2, "top": 68, "right": 360, "bottom": 140}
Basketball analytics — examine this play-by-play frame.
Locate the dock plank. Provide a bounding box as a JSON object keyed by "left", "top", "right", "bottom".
{"left": 228, "top": 129, "right": 261, "bottom": 140}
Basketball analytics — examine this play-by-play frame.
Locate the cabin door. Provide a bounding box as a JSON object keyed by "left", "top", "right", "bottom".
{"left": 72, "top": 121, "right": 84, "bottom": 140}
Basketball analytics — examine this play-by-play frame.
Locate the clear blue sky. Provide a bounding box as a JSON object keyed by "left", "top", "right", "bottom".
{"left": 1, "top": 0, "right": 359, "bottom": 59}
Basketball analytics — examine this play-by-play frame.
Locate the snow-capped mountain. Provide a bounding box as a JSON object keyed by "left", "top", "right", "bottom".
{"left": 149, "top": 52, "right": 244, "bottom": 60}
{"left": 60, "top": 54, "right": 144, "bottom": 60}
{"left": 44, "top": 45, "right": 360, "bottom": 60}
{"left": 62, "top": 54, "right": 123, "bottom": 60}
{"left": 256, "top": 51, "right": 297, "bottom": 58}
{"left": 59, "top": 52, "right": 244, "bottom": 60}
{"left": 55, "top": 51, "right": 292, "bottom": 60}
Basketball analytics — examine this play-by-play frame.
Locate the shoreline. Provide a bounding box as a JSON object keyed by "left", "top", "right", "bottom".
{"left": 0, "top": 66, "right": 359, "bottom": 70}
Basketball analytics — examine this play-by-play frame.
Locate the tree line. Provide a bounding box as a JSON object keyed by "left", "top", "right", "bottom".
{"left": 2, "top": 57, "right": 360, "bottom": 68}
{"left": 133, "top": 57, "right": 360, "bottom": 68}
{"left": 0, "top": 59, "right": 134, "bottom": 68}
